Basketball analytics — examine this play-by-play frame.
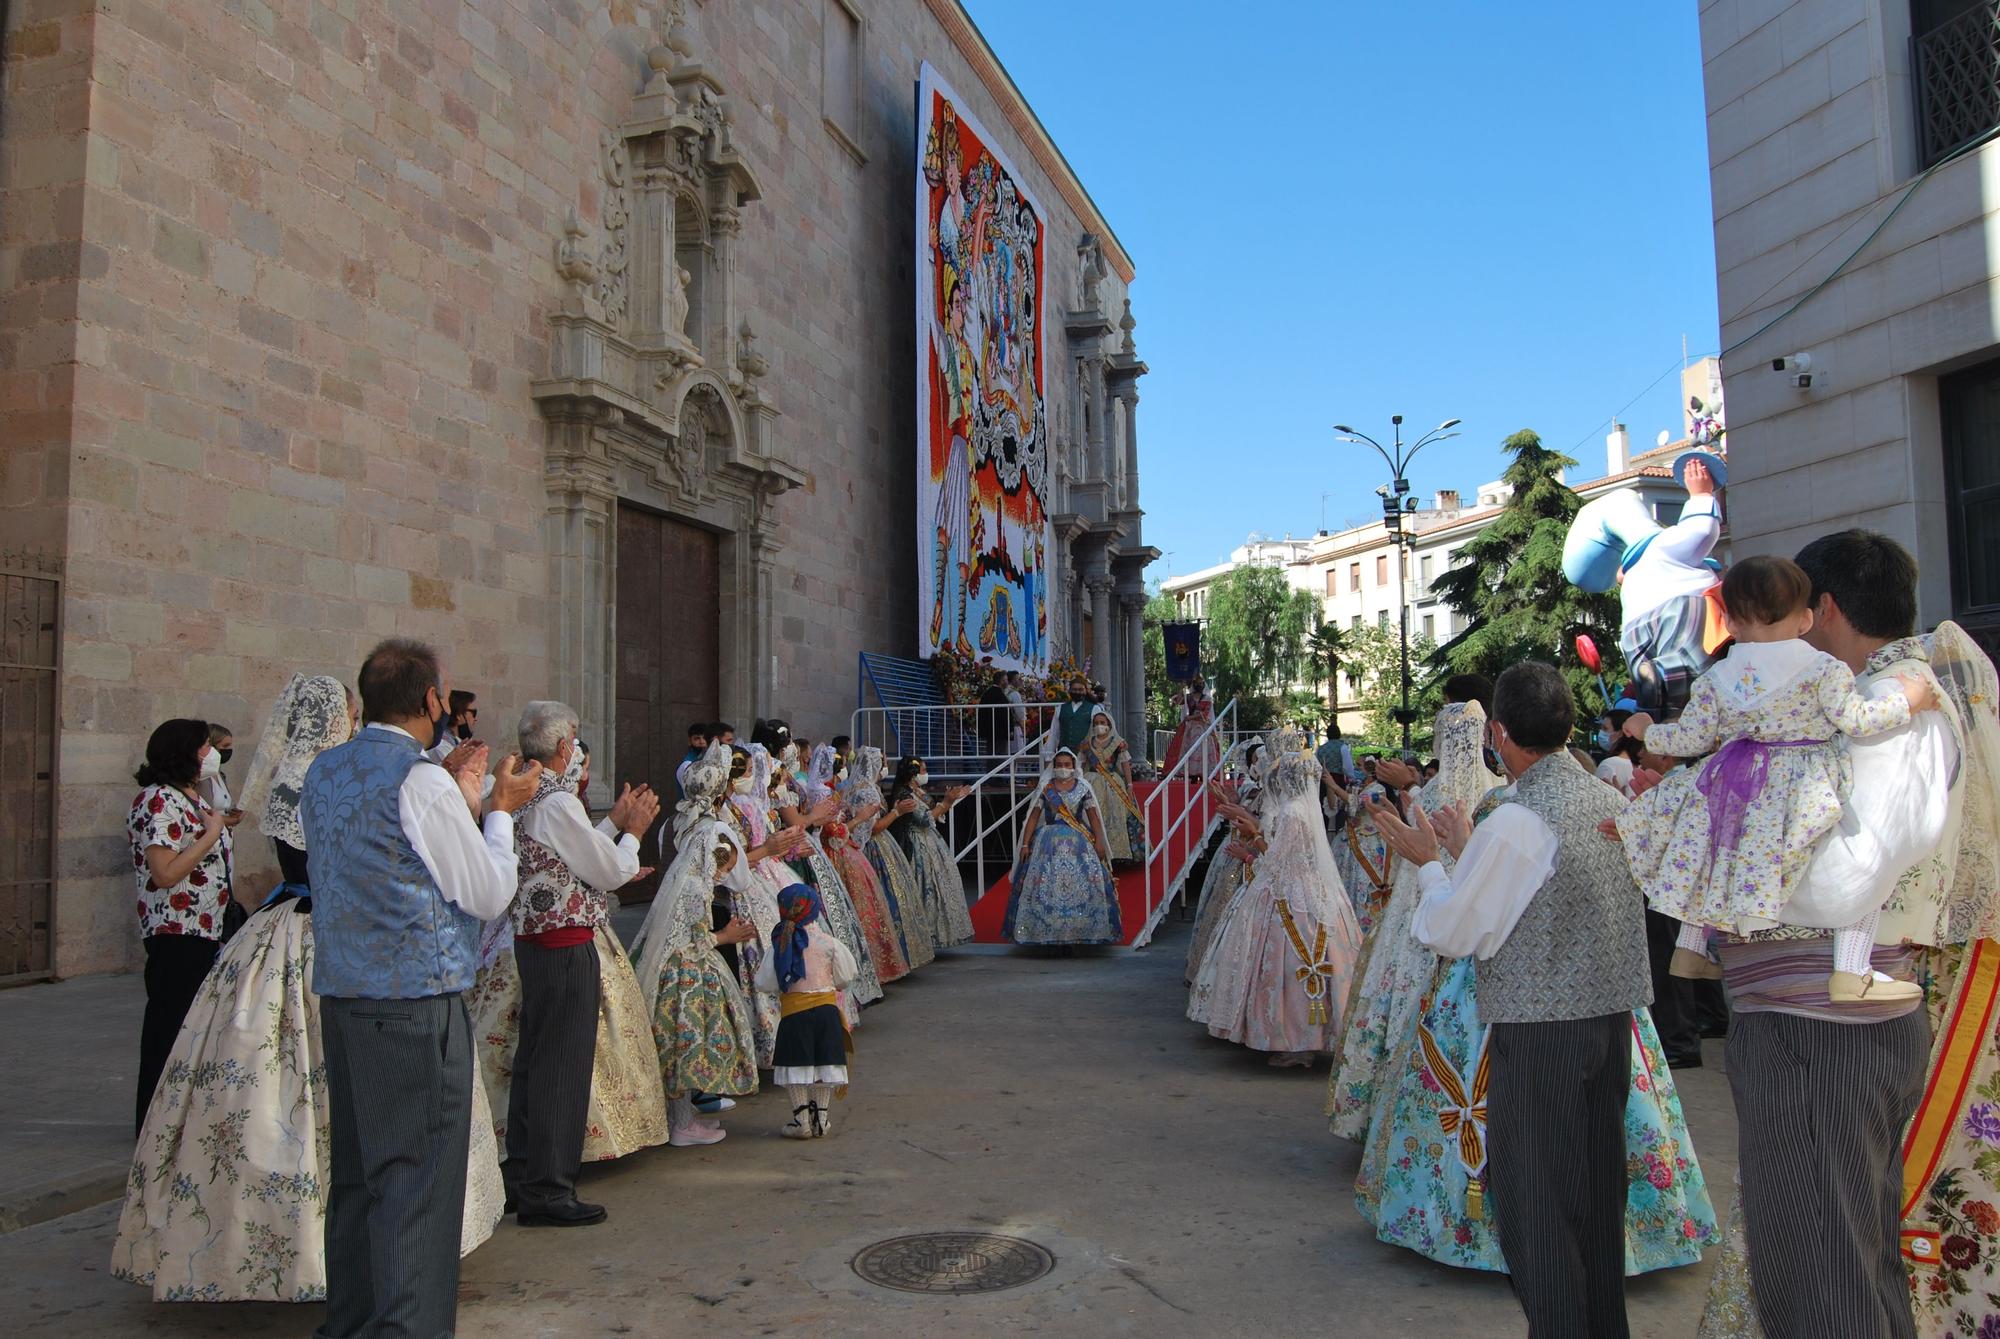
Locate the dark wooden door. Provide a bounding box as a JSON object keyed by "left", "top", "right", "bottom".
{"left": 616, "top": 504, "right": 721, "bottom": 882}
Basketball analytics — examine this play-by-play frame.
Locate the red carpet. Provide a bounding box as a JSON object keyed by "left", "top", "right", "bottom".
{"left": 968, "top": 781, "right": 1218, "bottom": 946}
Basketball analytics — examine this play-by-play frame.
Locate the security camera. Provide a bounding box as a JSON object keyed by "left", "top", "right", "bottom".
{"left": 1771, "top": 353, "right": 1813, "bottom": 374}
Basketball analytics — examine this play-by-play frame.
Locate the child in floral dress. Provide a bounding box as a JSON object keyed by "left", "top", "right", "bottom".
{"left": 1616, "top": 556, "right": 1938, "bottom": 1003}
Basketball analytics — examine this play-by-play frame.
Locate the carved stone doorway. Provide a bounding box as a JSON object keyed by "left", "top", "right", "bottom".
{"left": 616, "top": 502, "right": 720, "bottom": 879}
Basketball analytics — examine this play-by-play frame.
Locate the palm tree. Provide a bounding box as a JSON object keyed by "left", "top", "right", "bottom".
{"left": 1307, "top": 623, "right": 1348, "bottom": 726}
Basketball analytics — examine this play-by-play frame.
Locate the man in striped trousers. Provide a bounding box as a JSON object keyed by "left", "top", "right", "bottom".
{"left": 1714, "top": 532, "right": 1963, "bottom": 1339}
{"left": 1374, "top": 661, "right": 1653, "bottom": 1337}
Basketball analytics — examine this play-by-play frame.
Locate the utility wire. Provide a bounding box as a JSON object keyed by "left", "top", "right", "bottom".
{"left": 1721, "top": 122, "right": 2000, "bottom": 359}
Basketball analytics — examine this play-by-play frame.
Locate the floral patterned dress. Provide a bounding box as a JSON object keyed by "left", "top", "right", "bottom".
{"left": 465, "top": 918, "right": 669, "bottom": 1163}
{"left": 1336, "top": 782, "right": 1394, "bottom": 935}
{"left": 112, "top": 897, "right": 503, "bottom": 1301}
{"left": 630, "top": 817, "right": 759, "bottom": 1100}
{"left": 1353, "top": 951, "right": 1718, "bottom": 1275}
{"left": 1082, "top": 733, "right": 1148, "bottom": 864}
{"left": 865, "top": 819, "right": 937, "bottom": 969}
{"left": 1003, "top": 784, "right": 1122, "bottom": 945}
{"left": 1616, "top": 639, "right": 1914, "bottom": 932}
{"left": 793, "top": 825, "right": 885, "bottom": 1014}
{"left": 824, "top": 822, "right": 910, "bottom": 984}
{"left": 894, "top": 803, "right": 975, "bottom": 949}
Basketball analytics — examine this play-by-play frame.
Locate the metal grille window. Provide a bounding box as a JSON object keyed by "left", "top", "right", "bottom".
{"left": 1915, "top": 0, "right": 2000, "bottom": 167}
{"left": 1940, "top": 358, "right": 2000, "bottom": 659}
{"left": 0, "top": 552, "right": 60, "bottom": 984}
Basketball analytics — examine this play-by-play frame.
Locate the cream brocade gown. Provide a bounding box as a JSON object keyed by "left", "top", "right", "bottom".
{"left": 112, "top": 900, "right": 503, "bottom": 1302}
{"left": 466, "top": 919, "right": 670, "bottom": 1161}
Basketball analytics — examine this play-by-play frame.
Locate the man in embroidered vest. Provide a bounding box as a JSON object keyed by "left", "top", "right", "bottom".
{"left": 302, "top": 639, "right": 538, "bottom": 1339}
{"left": 1371, "top": 661, "right": 1651, "bottom": 1338}
{"left": 505, "top": 700, "right": 659, "bottom": 1228}
{"left": 1709, "top": 531, "right": 1964, "bottom": 1339}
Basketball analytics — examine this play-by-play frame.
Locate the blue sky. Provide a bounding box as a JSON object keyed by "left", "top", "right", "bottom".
{"left": 962, "top": 0, "right": 1720, "bottom": 580}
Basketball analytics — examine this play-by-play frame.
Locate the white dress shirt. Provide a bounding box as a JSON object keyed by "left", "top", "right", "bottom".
{"left": 1781, "top": 662, "right": 1961, "bottom": 930}
{"left": 369, "top": 723, "right": 518, "bottom": 921}
{"left": 1410, "top": 802, "right": 1560, "bottom": 960}
{"left": 519, "top": 788, "right": 639, "bottom": 891}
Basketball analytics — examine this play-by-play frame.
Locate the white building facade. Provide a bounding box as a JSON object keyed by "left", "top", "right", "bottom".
{"left": 1696, "top": 0, "right": 2000, "bottom": 654}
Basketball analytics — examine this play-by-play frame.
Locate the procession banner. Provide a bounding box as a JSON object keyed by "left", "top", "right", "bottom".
{"left": 1164, "top": 623, "right": 1201, "bottom": 682}
{"left": 915, "top": 61, "right": 1051, "bottom": 674}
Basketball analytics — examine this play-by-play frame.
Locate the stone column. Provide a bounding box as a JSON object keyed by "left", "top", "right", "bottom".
{"left": 541, "top": 407, "right": 620, "bottom": 809}
{"left": 1122, "top": 592, "right": 1147, "bottom": 748}
{"left": 1089, "top": 574, "right": 1114, "bottom": 689}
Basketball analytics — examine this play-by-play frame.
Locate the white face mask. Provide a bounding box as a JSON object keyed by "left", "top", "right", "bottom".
{"left": 199, "top": 749, "right": 222, "bottom": 781}
{"left": 732, "top": 776, "right": 754, "bottom": 795}
{"left": 1052, "top": 766, "right": 1076, "bottom": 781}
{"left": 562, "top": 742, "right": 586, "bottom": 786}
{"left": 1094, "top": 725, "right": 1111, "bottom": 737}
{"left": 915, "top": 771, "right": 929, "bottom": 787}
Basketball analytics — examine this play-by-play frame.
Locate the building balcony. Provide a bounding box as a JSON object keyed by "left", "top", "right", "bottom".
{"left": 1916, "top": 1, "right": 2000, "bottom": 168}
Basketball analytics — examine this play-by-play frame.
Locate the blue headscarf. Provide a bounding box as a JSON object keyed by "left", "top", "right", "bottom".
{"left": 769, "top": 883, "right": 825, "bottom": 992}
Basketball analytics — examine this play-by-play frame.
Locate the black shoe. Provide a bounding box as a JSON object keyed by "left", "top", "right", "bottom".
{"left": 1667, "top": 1054, "right": 1703, "bottom": 1070}
{"left": 517, "top": 1200, "right": 607, "bottom": 1227}
{"left": 503, "top": 1196, "right": 517, "bottom": 1215}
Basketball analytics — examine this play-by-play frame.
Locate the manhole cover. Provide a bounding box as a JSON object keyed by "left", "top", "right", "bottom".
{"left": 851, "top": 1232, "right": 1056, "bottom": 1295}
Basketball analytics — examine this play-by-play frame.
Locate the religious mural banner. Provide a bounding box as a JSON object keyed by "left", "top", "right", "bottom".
{"left": 914, "top": 62, "right": 1051, "bottom": 675}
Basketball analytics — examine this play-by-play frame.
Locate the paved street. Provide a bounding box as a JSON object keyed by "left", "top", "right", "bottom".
{"left": 0, "top": 913, "right": 1737, "bottom": 1337}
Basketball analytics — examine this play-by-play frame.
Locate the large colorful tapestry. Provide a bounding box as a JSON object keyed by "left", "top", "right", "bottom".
{"left": 915, "top": 63, "right": 1051, "bottom": 675}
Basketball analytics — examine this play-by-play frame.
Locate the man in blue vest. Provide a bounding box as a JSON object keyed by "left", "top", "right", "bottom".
{"left": 302, "top": 639, "right": 538, "bottom": 1339}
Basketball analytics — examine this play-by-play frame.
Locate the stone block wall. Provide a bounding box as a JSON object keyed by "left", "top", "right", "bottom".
{"left": 2, "top": 0, "right": 1137, "bottom": 975}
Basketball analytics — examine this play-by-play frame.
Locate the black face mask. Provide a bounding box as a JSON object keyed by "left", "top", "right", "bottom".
{"left": 217, "top": 748, "right": 234, "bottom": 766}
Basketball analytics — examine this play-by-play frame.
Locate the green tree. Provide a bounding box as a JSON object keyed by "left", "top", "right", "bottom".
{"left": 1429, "top": 429, "right": 1625, "bottom": 731}
{"left": 1204, "top": 565, "right": 1318, "bottom": 708}
{"left": 1141, "top": 590, "right": 1180, "bottom": 731}
{"left": 1343, "top": 623, "right": 1445, "bottom": 751}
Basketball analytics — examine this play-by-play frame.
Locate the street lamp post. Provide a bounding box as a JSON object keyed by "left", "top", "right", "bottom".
{"left": 1333, "top": 414, "right": 1461, "bottom": 751}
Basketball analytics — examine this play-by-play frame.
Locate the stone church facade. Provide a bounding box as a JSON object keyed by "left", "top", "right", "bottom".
{"left": 0, "top": 0, "right": 1155, "bottom": 978}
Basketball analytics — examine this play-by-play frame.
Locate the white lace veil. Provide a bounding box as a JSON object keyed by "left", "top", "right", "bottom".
{"left": 1419, "top": 699, "right": 1505, "bottom": 818}
{"left": 842, "top": 746, "right": 886, "bottom": 809}
{"left": 632, "top": 744, "right": 734, "bottom": 991}
{"left": 1931, "top": 620, "right": 2000, "bottom": 940}
{"left": 805, "top": 743, "right": 838, "bottom": 807}
{"left": 1251, "top": 749, "right": 1357, "bottom": 929}
{"left": 237, "top": 672, "right": 352, "bottom": 850}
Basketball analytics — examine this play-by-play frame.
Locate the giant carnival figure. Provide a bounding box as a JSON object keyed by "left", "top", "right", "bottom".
{"left": 1563, "top": 442, "right": 1729, "bottom": 719}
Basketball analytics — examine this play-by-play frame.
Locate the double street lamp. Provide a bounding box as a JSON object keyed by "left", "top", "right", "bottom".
{"left": 1333, "top": 415, "right": 1462, "bottom": 751}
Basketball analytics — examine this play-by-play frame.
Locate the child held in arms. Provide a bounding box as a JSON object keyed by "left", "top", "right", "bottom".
{"left": 755, "top": 884, "right": 857, "bottom": 1138}
{"left": 1613, "top": 555, "right": 1939, "bottom": 1003}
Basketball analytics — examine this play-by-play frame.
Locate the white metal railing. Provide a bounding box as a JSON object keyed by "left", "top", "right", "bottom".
{"left": 1133, "top": 699, "right": 1240, "bottom": 948}
{"left": 943, "top": 726, "right": 1053, "bottom": 905}
{"left": 849, "top": 702, "right": 1042, "bottom": 783}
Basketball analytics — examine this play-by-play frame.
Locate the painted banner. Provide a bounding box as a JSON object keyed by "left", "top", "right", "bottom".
{"left": 915, "top": 62, "right": 1051, "bottom": 675}
{"left": 1164, "top": 623, "right": 1202, "bottom": 683}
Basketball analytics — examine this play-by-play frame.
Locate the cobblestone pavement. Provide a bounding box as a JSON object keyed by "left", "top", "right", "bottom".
{"left": 0, "top": 914, "right": 1736, "bottom": 1337}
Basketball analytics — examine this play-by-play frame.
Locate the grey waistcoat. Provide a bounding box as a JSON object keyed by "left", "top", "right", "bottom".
{"left": 1475, "top": 754, "right": 1653, "bottom": 1025}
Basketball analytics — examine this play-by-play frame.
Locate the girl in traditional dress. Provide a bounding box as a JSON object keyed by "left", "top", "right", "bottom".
{"left": 756, "top": 884, "right": 859, "bottom": 1140}
{"left": 1184, "top": 738, "right": 1267, "bottom": 985}
{"left": 810, "top": 746, "right": 910, "bottom": 985}
{"left": 1081, "top": 706, "right": 1148, "bottom": 865}
{"left": 722, "top": 744, "right": 805, "bottom": 1065}
{"left": 1335, "top": 761, "right": 1395, "bottom": 934}
{"left": 1353, "top": 761, "right": 1719, "bottom": 1277}
{"left": 628, "top": 745, "right": 761, "bottom": 1146}
{"left": 885, "top": 755, "right": 977, "bottom": 949}
{"left": 1327, "top": 699, "right": 1502, "bottom": 1138}
{"left": 774, "top": 747, "right": 882, "bottom": 1017}
{"left": 1187, "top": 746, "right": 1362, "bottom": 1065}
{"left": 1616, "top": 556, "right": 1938, "bottom": 1002}
{"left": 843, "top": 747, "right": 937, "bottom": 971}
{"left": 1003, "top": 748, "right": 1122, "bottom": 946}
{"left": 1162, "top": 695, "right": 1222, "bottom": 778}
{"left": 113, "top": 674, "right": 505, "bottom": 1303}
